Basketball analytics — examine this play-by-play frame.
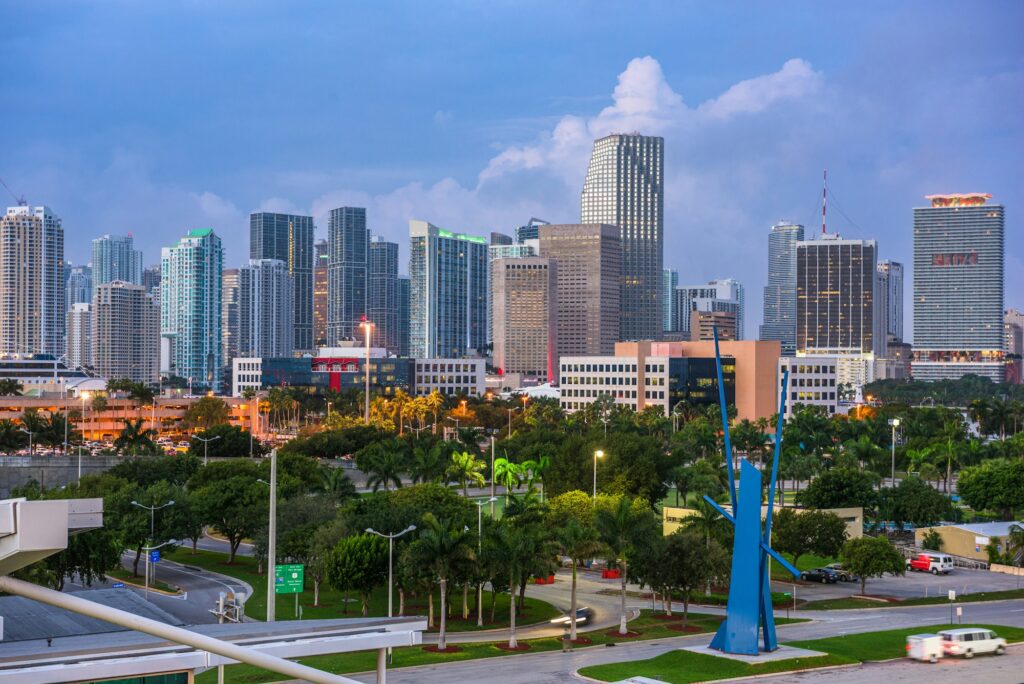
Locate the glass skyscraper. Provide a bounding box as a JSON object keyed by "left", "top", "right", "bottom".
{"left": 759, "top": 222, "right": 805, "bottom": 355}
{"left": 250, "top": 212, "right": 314, "bottom": 353}
{"left": 92, "top": 234, "right": 143, "bottom": 285}
{"left": 397, "top": 275, "right": 411, "bottom": 358}
{"left": 912, "top": 194, "right": 1005, "bottom": 382}
{"left": 580, "top": 133, "right": 664, "bottom": 342}
{"left": 876, "top": 260, "right": 904, "bottom": 341}
{"left": 66, "top": 264, "right": 92, "bottom": 312}
{"left": 409, "top": 220, "right": 488, "bottom": 358}
{"left": 369, "top": 237, "right": 400, "bottom": 354}
{"left": 327, "top": 207, "right": 368, "bottom": 344}
{"left": 662, "top": 268, "right": 678, "bottom": 332}
{"left": 160, "top": 228, "right": 223, "bottom": 392}
{"left": 237, "top": 259, "right": 294, "bottom": 358}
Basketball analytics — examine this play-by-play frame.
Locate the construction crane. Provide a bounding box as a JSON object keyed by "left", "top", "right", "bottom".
{"left": 0, "top": 177, "right": 27, "bottom": 206}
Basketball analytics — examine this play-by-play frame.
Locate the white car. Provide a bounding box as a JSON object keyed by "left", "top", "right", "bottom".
{"left": 940, "top": 628, "right": 1007, "bottom": 658}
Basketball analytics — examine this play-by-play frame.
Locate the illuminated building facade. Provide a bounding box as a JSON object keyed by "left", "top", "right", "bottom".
{"left": 250, "top": 212, "right": 314, "bottom": 354}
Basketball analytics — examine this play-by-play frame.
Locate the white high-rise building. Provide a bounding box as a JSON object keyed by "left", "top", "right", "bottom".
{"left": 66, "top": 303, "right": 92, "bottom": 371}
{"left": 237, "top": 259, "right": 294, "bottom": 358}
{"left": 92, "top": 234, "right": 143, "bottom": 285}
{"left": 673, "top": 279, "right": 745, "bottom": 339}
{"left": 0, "top": 206, "right": 65, "bottom": 357}
{"left": 92, "top": 281, "right": 159, "bottom": 384}
{"left": 760, "top": 222, "right": 805, "bottom": 355}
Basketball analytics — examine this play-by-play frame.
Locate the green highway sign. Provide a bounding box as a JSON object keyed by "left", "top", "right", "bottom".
{"left": 275, "top": 564, "right": 304, "bottom": 594}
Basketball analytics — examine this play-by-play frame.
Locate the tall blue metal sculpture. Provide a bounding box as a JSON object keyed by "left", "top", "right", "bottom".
{"left": 703, "top": 327, "right": 799, "bottom": 655}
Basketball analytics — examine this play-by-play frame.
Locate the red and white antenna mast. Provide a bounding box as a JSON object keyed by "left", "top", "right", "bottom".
{"left": 821, "top": 169, "right": 827, "bottom": 235}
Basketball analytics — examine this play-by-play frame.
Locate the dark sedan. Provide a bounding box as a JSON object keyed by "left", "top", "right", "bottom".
{"left": 800, "top": 567, "right": 839, "bottom": 584}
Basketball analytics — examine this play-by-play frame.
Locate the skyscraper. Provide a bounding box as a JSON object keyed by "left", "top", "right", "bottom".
{"left": 876, "top": 260, "right": 904, "bottom": 341}
{"left": 66, "top": 303, "right": 91, "bottom": 370}
{"left": 221, "top": 268, "right": 240, "bottom": 368}
{"left": 537, "top": 224, "right": 621, "bottom": 357}
{"left": 409, "top": 220, "right": 488, "bottom": 358}
{"left": 662, "top": 268, "right": 678, "bottom": 333}
{"left": 913, "top": 193, "right": 1005, "bottom": 382}
{"left": 674, "top": 279, "right": 745, "bottom": 339}
{"left": 142, "top": 265, "right": 161, "bottom": 294}
{"left": 369, "top": 237, "right": 400, "bottom": 354}
{"left": 397, "top": 275, "right": 410, "bottom": 358}
{"left": 66, "top": 264, "right": 93, "bottom": 311}
{"left": 488, "top": 240, "right": 536, "bottom": 348}
{"left": 0, "top": 205, "right": 65, "bottom": 357}
{"left": 327, "top": 207, "right": 368, "bottom": 344}
{"left": 313, "top": 239, "right": 329, "bottom": 348}
{"left": 580, "top": 133, "right": 664, "bottom": 341}
{"left": 160, "top": 228, "right": 223, "bottom": 392}
{"left": 93, "top": 281, "right": 159, "bottom": 384}
{"left": 250, "top": 212, "right": 314, "bottom": 353}
{"left": 759, "top": 222, "right": 805, "bottom": 356}
{"left": 491, "top": 257, "right": 557, "bottom": 382}
{"left": 92, "top": 234, "right": 143, "bottom": 285}
{"left": 237, "top": 259, "right": 294, "bottom": 358}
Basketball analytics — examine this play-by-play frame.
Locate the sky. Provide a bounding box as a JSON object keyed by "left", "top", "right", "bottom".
{"left": 3, "top": 1, "right": 1022, "bottom": 340}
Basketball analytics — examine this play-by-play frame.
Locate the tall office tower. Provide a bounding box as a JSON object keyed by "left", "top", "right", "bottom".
{"left": 250, "top": 212, "right": 314, "bottom": 353}
{"left": 662, "top": 269, "right": 678, "bottom": 333}
{"left": 368, "top": 238, "right": 400, "bottom": 353}
{"left": 66, "top": 264, "right": 92, "bottom": 311}
{"left": 796, "top": 234, "right": 880, "bottom": 355}
{"left": 1006, "top": 309, "right": 1024, "bottom": 356}
{"left": 492, "top": 257, "right": 557, "bottom": 382}
{"left": 488, "top": 241, "right": 536, "bottom": 347}
{"left": 397, "top": 275, "right": 410, "bottom": 357}
{"left": 237, "top": 259, "right": 294, "bottom": 358}
{"left": 160, "top": 228, "right": 223, "bottom": 392}
{"left": 409, "top": 220, "right": 488, "bottom": 358}
{"left": 142, "top": 264, "right": 161, "bottom": 294}
{"left": 580, "top": 133, "right": 664, "bottom": 341}
{"left": 673, "top": 279, "right": 745, "bottom": 339}
{"left": 92, "top": 234, "right": 143, "bottom": 285}
{"left": 0, "top": 206, "right": 65, "bottom": 356}
{"left": 327, "top": 207, "right": 368, "bottom": 344}
{"left": 913, "top": 194, "right": 1005, "bottom": 382}
{"left": 759, "top": 222, "right": 805, "bottom": 355}
{"left": 221, "top": 268, "right": 240, "bottom": 368}
{"left": 538, "top": 224, "right": 621, "bottom": 356}
{"left": 93, "top": 281, "right": 160, "bottom": 384}
{"left": 876, "top": 260, "right": 904, "bottom": 340}
{"left": 66, "top": 303, "right": 92, "bottom": 370}
{"left": 313, "top": 239, "right": 329, "bottom": 347}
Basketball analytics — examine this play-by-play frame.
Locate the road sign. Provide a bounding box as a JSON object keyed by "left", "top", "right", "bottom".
{"left": 112, "top": 582, "right": 126, "bottom": 588}
{"left": 948, "top": 590, "right": 956, "bottom": 601}
{"left": 149, "top": 550, "right": 161, "bottom": 563}
{"left": 275, "top": 564, "right": 304, "bottom": 594}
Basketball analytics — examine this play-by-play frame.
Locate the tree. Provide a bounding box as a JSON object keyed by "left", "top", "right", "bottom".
{"left": 0, "top": 419, "right": 29, "bottom": 452}
{"left": 494, "top": 521, "right": 556, "bottom": 648}
{"left": 447, "top": 450, "right": 486, "bottom": 496}
{"left": 886, "top": 476, "right": 953, "bottom": 528}
{"left": 840, "top": 535, "right": 905, "bottom": 595}
{"left": 0, "top": 378, "right": 23, "bottom": 396}
{"left": 921, "top": 529, "right": 944, "bottom": 551}
{"left": 193, "top": 475, "right": 268, "bottom": 563}
{"left": 545, "top": 490, "right": 595, "bottom": 527}
{"left": 595, "top": 496, "right": 659, "bottom": 635}
{"left": 664, "top": 528, "right": 729, "bottom": 627}
{"left": 328, "top": 534, "right": 388, "bottom": 616}
{"left": 183, "top": 396, "right": 231, "bottom": 430}
{"left": 189, "top": 424, "right": 267, "bottom": 459}
{"left": 670, "top": 460, "right": 722, "bottom": 507}
{"left": 798, "top": 467, "right": 878, "bottom": 510}
{"left": 165, "top": 490, "right": 205, "bottom": 554}
{"left": 406, "top": 514, "right": 474, "bottom": 651}
{"left": 957, "top": 459, "right": 1024, "bottom": 520}
{"left": 493, "top": 457, "right": 523, "bottom": 500}
{"left": 114, "top": 418, "right": 160, "bottom": 456}
{"left": 555, "top": 518, "right": 605, "bottom": 640}
{"left": 408, "top": 441, "right": 451, "bottom": 484}
{"left": 358, "top": 441, "right": 405, "bottom": 491}
{"left": 322, "top": 467, "right": 358, "bottom": 502}
{"left": 309, "top": 519, "right": 345, "bottom": 606}
{"left": 772, "top": 508, "right": 847, "bottom": 568}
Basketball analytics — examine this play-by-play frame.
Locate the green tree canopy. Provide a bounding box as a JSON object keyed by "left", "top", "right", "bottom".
{"left": 840, "top": 535, "right": 905, "bottom": 594}
{"left": 772, "top": 508, "right": 847, "bottom": 568}
{"left": 328, "top": 533, "right": 389, "bottom": 616}
{"left": 798, "top": 467, "right": 878, "bottom": 510}
{"left": 957, "top": 459, "right": 1024, "bottom": 519}
{"left": 188, "top": 424, "right": 267, "bottom": 459}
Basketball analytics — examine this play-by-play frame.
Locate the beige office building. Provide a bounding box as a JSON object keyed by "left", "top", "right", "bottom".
{"left": 92, "top": 281, "right": 160, "bottom": 384}
{"left": 537, "top": 223, "right": 620, "bottom": 358}
{"left": 491, "top": 257, "right": 557, "bottom": 383}
{"left": 690, "top": 310, "right": 738, "bottom": 341}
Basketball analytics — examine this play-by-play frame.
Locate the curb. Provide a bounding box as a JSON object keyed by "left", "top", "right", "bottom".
{"left": 107, "top": 575, "right": 183, "bottom": 597}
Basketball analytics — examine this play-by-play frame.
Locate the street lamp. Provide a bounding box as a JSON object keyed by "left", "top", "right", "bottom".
{"left": 260, "top": 449, "right": 278, "bottom": 621}
{"left": 193, "top": 434, "right": 222, "bottom": 466}
{"left": 507, "top": 406, "right": 521, "bottom": 436}
{"left": 131, "top": 499, "right": 176, "bottom": 600}
{"left": 19, "top": 428, "right": 34, "bottom": 456}
{"left": 366, "top": 525, "right": 417, "bottom": 619}
{"left": 593, "top": 450, "right": 604, "bottom": 500}
{"left": 473, "top": 497, "right": 498, "bottom": 626}
{"left": 361, "top": 319, "right": 374, "bottom": 424}
{"left": 79, "top": 391, "right": 90, "bottom": 481}
{"left": 888, "top": 418, "right": 901, "bottom": 488}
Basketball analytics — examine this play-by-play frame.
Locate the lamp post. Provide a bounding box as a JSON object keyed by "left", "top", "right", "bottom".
{"left": 361, "top": 319, "right": 373, "bottom": 424}
{"left": 131, "top": 499, "right": 175, "bottom": 599}
{"left": 490, "top": 432, "right": 497, "bottom": 517}
{"left": 19, "top": 428, "right": 34, "bottom": 456}
{"left": 593, "top": 450, "right": 604, "bottom": 500}
{"left": 366, "top": 525, "right": 417, "bottom": 619}
{"left": 259, "top": 448, "right": 278, "bottom": 621}
{"left": 888, "top": 418, "right": 901, "bottom": 488}
{"left": 446, "top": 415, "right": 460, "bottom": 438}
{"left": 79, "top": 391, "right": 90, "bottom": 481}
{"left": 194, "top": 434, "right": 222, "bottom": 466}
{"left": 507, "top": 406, "right": 521, "bottom": 436}
{"left": 473, "top": 497, "right": 498, "bottom": 626}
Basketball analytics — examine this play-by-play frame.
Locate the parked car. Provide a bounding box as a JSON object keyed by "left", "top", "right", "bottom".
{"left": 906, "top": 633, "right": 943, "bottom": 663}
{"left": 907, "top": 553, "right": 954, "bottom": 575}
{"left": 800, "top": 568, "right": 839, "bottom": 584}
{"left": 939, "top": 628, "right": 1006, "bottom": 658}
{"left": 825, "top": 563, "right": 858, "bottom": 582}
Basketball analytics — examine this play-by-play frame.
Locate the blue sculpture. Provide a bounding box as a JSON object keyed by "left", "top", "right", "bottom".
{"left": 702, "top": 327, "right": 799, "bottom": 655}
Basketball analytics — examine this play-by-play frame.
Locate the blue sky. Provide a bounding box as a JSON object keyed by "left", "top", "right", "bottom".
{"left": 3, "top": 1, "right": 1021, "bottom": 339}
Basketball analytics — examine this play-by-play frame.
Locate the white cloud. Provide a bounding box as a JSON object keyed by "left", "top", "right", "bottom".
{"left": 697, "top": 58, "right": 821, "bottom": 120}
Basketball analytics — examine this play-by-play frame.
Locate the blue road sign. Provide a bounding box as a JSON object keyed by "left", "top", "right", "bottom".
{"left": 112, "top": 582, "right": 125, "bottom": 588}
{"left": 149, "top": 550, "right": 161, "bottom": 563}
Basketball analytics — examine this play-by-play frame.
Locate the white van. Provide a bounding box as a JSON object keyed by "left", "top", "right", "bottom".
{"left": 906, "top": 633, "right": 943, "bottom": 663}
{"left": 939, "top": 628, "right": 1007, "bottom": 658}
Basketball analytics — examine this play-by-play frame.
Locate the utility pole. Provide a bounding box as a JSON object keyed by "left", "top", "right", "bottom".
{"left": 362, "top": 319, "right": 373, "bottom": 424}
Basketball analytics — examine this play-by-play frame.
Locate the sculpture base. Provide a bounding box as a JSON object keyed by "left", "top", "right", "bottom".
{"left": 682, "top": 644, "right": 827, "bottom": 663}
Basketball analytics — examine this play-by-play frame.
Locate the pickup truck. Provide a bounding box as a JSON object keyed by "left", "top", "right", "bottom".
{"left": 906, "top": 553, "right": 954, "bottom": 575}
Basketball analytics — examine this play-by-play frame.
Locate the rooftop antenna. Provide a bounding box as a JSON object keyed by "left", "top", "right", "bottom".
{"left": 821, "top": 169, "right": 827, "bottom": 235}
{"left": 0, "top": 177, "right": 26, "bottom": 206}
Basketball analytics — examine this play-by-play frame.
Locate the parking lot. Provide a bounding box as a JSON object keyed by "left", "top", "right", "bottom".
{"left": 776, "top": 566, "right": 1023, "bottom": 601}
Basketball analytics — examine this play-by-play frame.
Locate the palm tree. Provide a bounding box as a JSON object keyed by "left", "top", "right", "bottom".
{"left": 322, "top": 467, "right": 357, "bottom": 500}
{"left": 493, "top": 457, "right": 522, "bottom": 501}
{"left": 520, "top": 456, "right": 551, "bottom": 500}
{"left": 361, "top": 443, "right": 405, "bottom": 491}
{"left": 407, "top": 513, "right": 474, "bottom": 652}
{"left": 448, "top": 451, "right": 486, "bottom": 496}
{"left": 0, "top": 419, "right": 28, "bottom": 452}
{"left": 20, "top": 410, "right": 47, "bottom": 455}
{"left": 114, "top": 418, "right": 158, "bottom": 455}
{"left": 0, "top": 379, "right": 23, "bottom": 396}
{"left": 596, "top": 496, "right": 657, "bottom": 635}
{"left": 844, "top": 435, "right": 882, "bottom": 469}
{"left": 556, "top": 518, "right": 605, "bottom": 641}
{"left": 424, "top": 391, "right": 445, "bottom": 433}
{"left": 495, "top": 522, "right": 555, "bottom": 649}
{"left": 1004, "top": 524, "right": 1024, "bottom": 568}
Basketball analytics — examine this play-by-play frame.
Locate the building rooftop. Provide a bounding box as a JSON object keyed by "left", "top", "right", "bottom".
{"left": 946, "top": 521, "right": 1024, "bottom": 537}
{"left": 0, "top": 589, "right": 182, "bottom": 642}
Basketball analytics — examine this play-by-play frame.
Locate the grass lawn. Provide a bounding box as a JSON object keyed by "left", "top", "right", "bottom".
{"left": 801, "top": 587, "right": 1024, "bottom": 610}
{"left": 580, "top": 623, "right": 1024, "bottom": 683}
{"left": 105, "top": 567, "right": 178, "bottom": 594}
{"left": 163, "top": 547, "right": 559, "bottom": 629}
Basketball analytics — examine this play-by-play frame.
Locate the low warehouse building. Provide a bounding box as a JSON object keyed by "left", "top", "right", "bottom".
{"left": 914, "top": 521, "right": 1024, "bottom": 563}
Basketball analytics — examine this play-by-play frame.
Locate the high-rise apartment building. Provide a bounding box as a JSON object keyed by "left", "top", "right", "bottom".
{"left": 160, "top": 228, "right": 223, "bottom": 392}
{"left": 250, "top": 212, "right": 314, "bottom": 353}
{"left": 673, "top": 279, "right": 745, "bottom": 339}
{"left": 409, "top": 220, "right": 488, "bottom": 358}
{"left": 759, "top": 222, "right": 805, "bottom": 356}
{"left": 1006, "top": 309, "right": 1024, "bottom": 356}
{"left": 313, "top": 239, "right": 329, "bottom": 347}
{"left": 662, "top": 269, "right": 678, "bottom": 333}
{"left": 491, "top": 257, "right": 557, "bottom": 382}
{"left": 92, "top": 234, "right": 143, "bottom": 285}
{"left": 537, "top": 224, "right": 621, "bottom": 357}
{"left": 397, "top": 275, "right": 410, "bottom": 358}
{"left": 66, "top": 303, "right": 92, "bottom": 370}
{"left": 515, "top": 218, "right": 549, "bottom": 244}
{"left": 237, "top": 259, "right": 294, "bottom": 358}
{"left": 93, "top": 281, "right": 159, "bottom": 384}
{"left": 142, "top": 265, "right": 161, "bottom": 294}
{"left": 876, "top": 260, "right": 904, "bottom": 340}
{"left": 327, "top": 207, "right": 369, "bottom": 344}
{"left": 369, "top": 237, "right": 400, "bottom": 354}
{"left": 221, "top": 268, "right": 240, "bottom": 367}
{"left": 580, "top": 134, "right": 664, "bottom": 341}
{"left": 488, "top": 241, "right": 536, "bottom": 348}
{"left": 0, "top": 206, "right": 65, "bottom": 357}
{"left": 913, "top": 194, "right": 1005, "bottom": 382}
{"left": 66, "top": 264, "right": 92, "bottom": 311}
